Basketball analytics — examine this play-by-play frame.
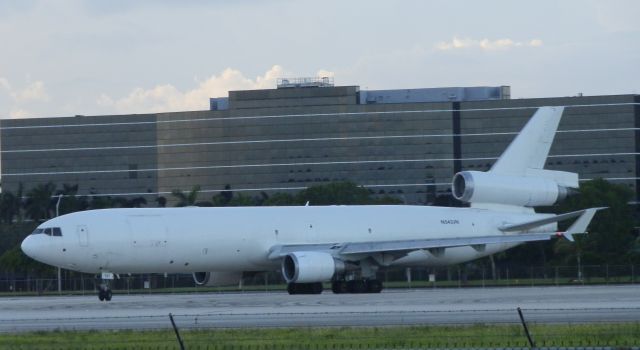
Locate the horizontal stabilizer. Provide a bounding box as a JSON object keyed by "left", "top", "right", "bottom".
{"left": 562, "top": 207, "right": 606, "bottom": 242}
{"left": 500, "top": 209, "right": 589, "bottom": 232}
{"left": 499, "top": 207, "right": 606, "bottom": 241}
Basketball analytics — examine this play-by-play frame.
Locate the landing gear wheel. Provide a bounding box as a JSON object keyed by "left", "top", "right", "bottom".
{"left": 366, "top": 280, "right": 383, "bottom": 293}
{"left": 331, "top": 281, "right": 348, "bottom": 294}
{"left": 98, "top": 282, "right": 113, "bottom": 302}
{"left": 287, "top": 282, "right": 323, "bottom": 295}
{"left": 336, "top": 280, "right": 383, "bottom": 294}
{"left": 347, "top": 280, "right": 367, "bottom": 293}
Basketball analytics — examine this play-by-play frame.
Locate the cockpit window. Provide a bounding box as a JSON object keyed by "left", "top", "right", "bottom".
{"left": 31, "top": 227, "right": 63, "bottom": 237}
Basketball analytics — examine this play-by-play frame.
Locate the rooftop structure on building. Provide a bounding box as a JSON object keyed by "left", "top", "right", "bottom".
{"left": 210, "top": 80, "right": 510, "bottom": 111}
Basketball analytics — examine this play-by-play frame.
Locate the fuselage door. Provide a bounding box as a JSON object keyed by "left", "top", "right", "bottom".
{"left": 77, "top": 225, "right": 89, "bottom": 247}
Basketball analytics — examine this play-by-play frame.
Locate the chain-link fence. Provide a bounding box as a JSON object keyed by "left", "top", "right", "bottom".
{"left": 1, "top": 264, "right": 638, "bottom": 295}
{"left": 2, "top": 319, "right": 640, "bottom": 349}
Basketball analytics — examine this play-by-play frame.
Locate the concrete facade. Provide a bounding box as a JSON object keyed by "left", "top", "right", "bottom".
{"left": 1, "top": 86, "right": 638, "bottom": 205}
{"left": 1, "top": 113, "right": 158, "bottom": 197}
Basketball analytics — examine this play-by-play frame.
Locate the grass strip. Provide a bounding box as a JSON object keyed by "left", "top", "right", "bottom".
{"left": 1, "top": 323, "right": 639, "bottom": 349}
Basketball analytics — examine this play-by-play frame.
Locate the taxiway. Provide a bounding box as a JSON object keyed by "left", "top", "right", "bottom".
{"left": 1, "top": 285, "right": 639, "bottom": 333}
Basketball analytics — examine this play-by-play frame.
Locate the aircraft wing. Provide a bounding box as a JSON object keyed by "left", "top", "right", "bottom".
{"left": 268, "top": 207, "right": 605, "bottom": 261}
{"left": 268, "top": 232, "right": 554, "bottom": 260}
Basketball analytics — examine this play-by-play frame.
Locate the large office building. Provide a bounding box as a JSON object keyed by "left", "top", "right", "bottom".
{"left": 1, "top": 79, "right": 638, "bottom": 205}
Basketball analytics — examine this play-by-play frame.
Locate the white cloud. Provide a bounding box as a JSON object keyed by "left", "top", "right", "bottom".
{"left": 0, "top": 77, "right": 50, "bottom": 102}
{"left": 10, "top": 80, "right": 50, "bottom": 103}
{"left": 100, "top": 65, "right": 290, "bottom": 114}
{"left": 435, "top": 37, "right": 544, "bottom": 51}
{"left": 9, "top": 108, "right": 30, "bottom": 119}
{"left": 0, "top": 77, "right": 10, "bottom": 91}
{"left": 594, "top": 1, "right": 640, "bottom": 33}
{"left": 0, "top": 77, "right": 51, "bottom": 118}
{"left": 96, "top": 93, "right": 114, "bottom": 107}
{"left": 316, "top": 69, "right": 335, "bottom": 78}
{"left": 528, "top": 39, "right": 543, "bottom": 47}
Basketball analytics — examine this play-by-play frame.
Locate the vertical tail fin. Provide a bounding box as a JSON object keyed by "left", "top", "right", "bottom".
{"left": 490, "top": 106, "right": 564, "bottom": 176}
{"left": 451, "top": 106, "right": 578, "bottom": 210}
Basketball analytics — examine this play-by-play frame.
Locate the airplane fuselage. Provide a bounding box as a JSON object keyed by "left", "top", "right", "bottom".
{"left": 22, "top": 205, "right": 553, "bottom": 275}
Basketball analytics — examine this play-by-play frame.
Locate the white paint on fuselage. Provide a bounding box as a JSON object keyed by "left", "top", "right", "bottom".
{"left": 23, "top": 205, "right": 555, "bottom": 274}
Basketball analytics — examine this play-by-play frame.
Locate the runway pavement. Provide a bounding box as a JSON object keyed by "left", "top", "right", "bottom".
{"left": 1, "top": 285, "right": 639, "bottom": 333}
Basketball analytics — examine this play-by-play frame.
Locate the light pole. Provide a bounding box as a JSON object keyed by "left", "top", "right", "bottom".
{"left": 56, "top": 194, "right": 62, "bottom": 294}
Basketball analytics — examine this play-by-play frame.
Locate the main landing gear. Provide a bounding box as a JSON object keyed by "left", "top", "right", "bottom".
{"left": 287, "top": 282, "right": 323, "bottom": 294}
{"left": 331, "top": 279, "right": 383, "bottom": 294}
{"left": 286, "top": 280, "right": 383, "bottom": 295}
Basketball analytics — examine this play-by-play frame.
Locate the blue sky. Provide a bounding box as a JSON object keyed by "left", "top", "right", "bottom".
{"left": 0, "top": 0, "right": 638, "bottom": 118}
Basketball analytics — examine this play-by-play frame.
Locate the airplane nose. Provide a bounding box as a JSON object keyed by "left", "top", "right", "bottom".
{"left": 21, "top": 235, "right": 37, "bottom": 259}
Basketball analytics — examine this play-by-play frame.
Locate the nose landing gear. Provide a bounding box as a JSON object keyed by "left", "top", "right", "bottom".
{"left": 97, "top": 272, "right": 114, "bottom": 301}
{"left": 98, "top": 284, "right": 112, "bottom": 301}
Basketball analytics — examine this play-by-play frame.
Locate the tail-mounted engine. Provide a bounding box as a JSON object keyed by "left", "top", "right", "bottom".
{"left": 452, "top": 170, "right": 576, "bottom": 207}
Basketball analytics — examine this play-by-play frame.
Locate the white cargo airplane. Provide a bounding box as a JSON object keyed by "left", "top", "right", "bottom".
{"left": 22, "top": 106, "right": 603, "bottom": 301}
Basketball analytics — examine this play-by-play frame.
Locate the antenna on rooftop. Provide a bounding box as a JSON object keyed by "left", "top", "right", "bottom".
{"left": 277, "top": 77, "right": 334, "bottom": 89}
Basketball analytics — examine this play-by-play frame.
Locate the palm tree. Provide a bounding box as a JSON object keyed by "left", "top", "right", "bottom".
{"left": 212, "top": 184, "right": 233, "bottom": 206}
{"left": 88, "top": 195, "right": 115, "bottom": 209}
{"left": 156, "top": 196, "right": 167, "bottom": 207}
{"left": 112, "top": 196, "right": 147, "bottom": 208}
{"left": 171, "top": 185, "right": 201, "bottom": 207}
{"left": 14, "top": 183, "right": 25, "bottom": 222}
{"left": 24, "top": 182, "right": 57, "bottom": 222}
{"left": 55, "top": 184, "right": 89, "bottom": 215}
{"left": 0, "top": 191, "right": 18, "bottom": 224}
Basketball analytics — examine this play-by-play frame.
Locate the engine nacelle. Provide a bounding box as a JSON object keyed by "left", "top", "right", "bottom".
{"left": 452, "top": 171, "right": 569, "bottom": 207}
{"left": 193, "top": 271, "right": 243, "bottom": 287}
{"left": 282, "top": 251, "right": 345, "bottom": 283}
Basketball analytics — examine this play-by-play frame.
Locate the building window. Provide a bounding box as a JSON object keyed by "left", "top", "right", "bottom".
{"left": 129, "top": 164, "right": 138, "bottom": 179}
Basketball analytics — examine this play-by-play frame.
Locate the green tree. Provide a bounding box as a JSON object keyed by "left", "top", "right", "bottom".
{"left": 0, "top": 222, "right": 38, "bottom": 258}
{"left": 262, "top": 193, "right": 298, "bottom": 206}
{"left": 0, "top": 191, "right": 19, "bottom": 224}
{"left": 553, "top": 178, "right": 637, "bottom": 265}
{"left": 24, "top": 182, "right": 57, "bottom": 222}
{"left": 492, "top": 179, "right": 637, "bottom": 268}
{"left": 113, "top": 196, "right": 148, "bottom": 208}
{"left": 15, "top": 183, "right": 25, "bottom": 222}
{"left": 296, "top": 181, "right": 402, "bottom": 205}
{"left": 88, "top": 195, "right": 115, "bottom": 209}
{"left": 0, "top": 245, "right": 53, "bottom": 275}
{"left": 55, "top": 184, "right": 89, "bottom": 215}
{"left": 172, "top": 185, "right": 201, "bottom": 207}
{"left": 0, "top": 184, "right": 26, "bottom": 223}
{"left": 228, "top": 193, "right": 258, "bottom": 206}
{"left": 212, "top": 185, "right": 233, "bottom": 206}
